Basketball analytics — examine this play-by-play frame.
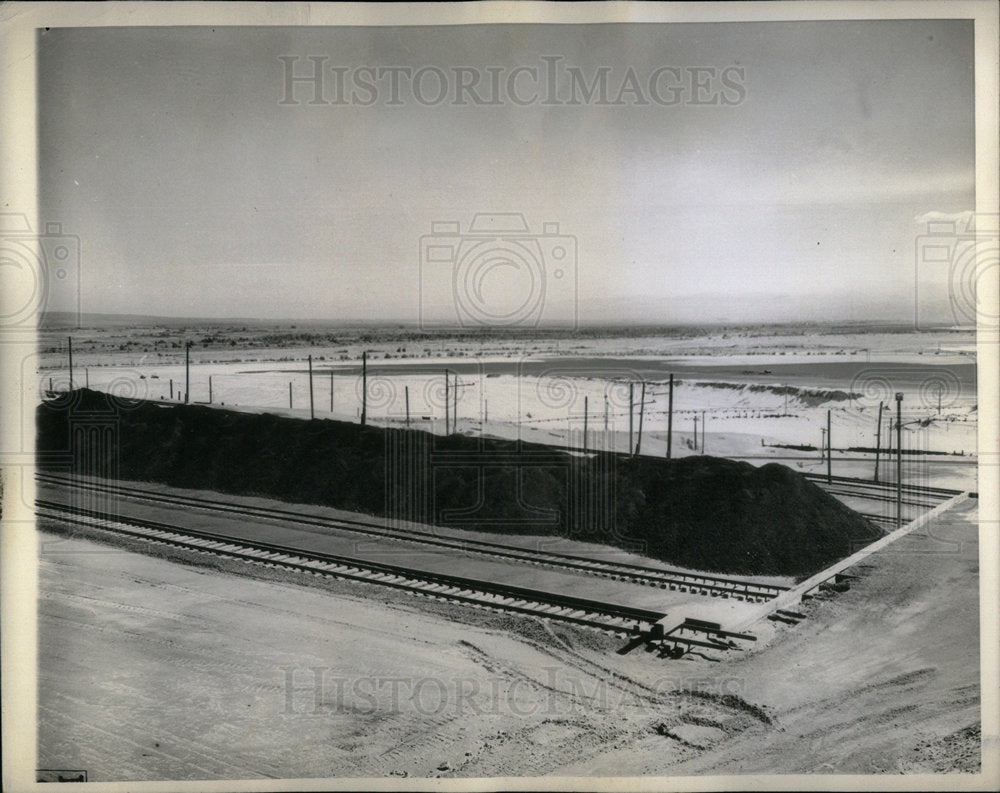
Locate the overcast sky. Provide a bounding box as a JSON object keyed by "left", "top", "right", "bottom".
{"left": 38, "top": 21, "right": 975, "bottom": 325}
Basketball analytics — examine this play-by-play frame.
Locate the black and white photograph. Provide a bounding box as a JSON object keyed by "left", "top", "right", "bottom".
{"left": 1, "top": 1, "right": 998, "bottom": 790}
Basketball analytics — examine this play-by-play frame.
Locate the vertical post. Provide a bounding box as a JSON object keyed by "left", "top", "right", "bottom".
{"left": 288, "top": 381, "right": 293, "bottom": 409}
{"left": 820, "top": 428, "right": 826, "bottom": 462}
{"left": 67, "top": 336, "right": 73, "bottom": 390}
{"left": 628, "top": 383, "right": 634, "bottom": 456}
{"left": 874, "top": 401, "right": 883, "bottom": 482}
{"left": 701, "top": 409, "right": 706, "bottom": 455}
{"left": 170, "top": 379, "right": 173, "bottom": 400}
{"left": 405, "top": 385, "right": 410, "bottom": 427}
{"left": 583, "top": 395, "right": 588, "bottom": 453}
{"left": 209, "top": 375, "right": 213, "bottom": 404}
{"left": 827, "top": 409, "right": 832, "bottom": 484}
{"left": 635, "top": 382, "right": 646, "bottom": 456}
{"left": 453, "top": 371, "right": 458, "bottom": 433}
{"left": 85, "top": 368, "right": 89, "bottom": 388}
{"left": 885, "top": 414, "right": 892, "bottom": 481}
{"left": 603, "top": 394, "right": 609, "bottom": 431}
{"left": 185, "top": 341, "right": 191, "bottom": 404}
{"left": 485, "top": 398, "right": 488, "bottom": 424}
{"left": 361, "top": 351, "right": 367, "bottom": 426}
{"left": 666, "top": 374, "right": 674, "bottom": 459}
{"left": 308, "top": 355, "right": 314, "bottom": 420}
{"left": 895, "top": 392, "right": 903, "bottom": 529}
{"left": 694, "top": 415, "right": 699, "bottom": 452}
{"left": 444, "top": 370, "right": 449, "bottom": 434}
{"left": 330, "top": 370, "right": 334, "bottom": 413}
{"left": 49, "top": 377, "right": 53, "bottom": 393}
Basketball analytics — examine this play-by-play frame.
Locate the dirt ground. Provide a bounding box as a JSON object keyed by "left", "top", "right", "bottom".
{"left": 36, "top": 494, "right": 982, "bottom": 782}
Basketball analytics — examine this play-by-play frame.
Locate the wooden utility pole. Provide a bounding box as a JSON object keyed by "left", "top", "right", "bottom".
{"left": 330, "top": 370, "right": 334, "bottom": 413}
{"left": 170, "top": 379, "right": 173, "bottom": 400}
{"left": 288, "top": 382, "right": 293, "bottom": 409}
{"left": 896, "top": 392, "right": 903, "bottom": 528}
{"left": 308, "top": 355, "right": 314, "bottom": 419}
{"left": 628, "top": 383, "right": 634, "bottom": 455}
{"left": 583, "top": 395, "right": 588, "bottom": 453}
{"left": 693, "top": 415, "right": 699, "bottom": 452}
{"left": 452, "top": 371, "right": 458, "bottom": 433}
{"left": 185, "top": 341, "right": 192, "bottom": 404}
{"left": 209, "top": 375, "right": 213, "bottom": 404}
{"left": 635, "top": 382, "right": 646, "bottom": 456}
{"left": 405, "top": 385, "right": 410, "bottom": 427}
{"left": 885, "top": 406, "right": 892, "bottom": 468}
{"left": 85, "top": 368, "right": 89, "bottom": 388}
{"left": 67, "top": 336, "right": 73, "bottom": 390}
{"left": 701, "top": 409, "right": 706, "bottom": 454}
{"left": 827, "top": 409, "right": 832, "bottom": 483}
{"left": 444, "top": 369, "right": 449, "bottom": 434}
{"left": 666, "top": 374, "right": 674, "bottom": 459}
{"left": 49, "top": 377, "right": 53, "bottom": 393}
{"left": 874, "top": 401, "right": 883, "bottom": 482}
{"left": 360, "top": 351, "right": 367, "bottom": 426}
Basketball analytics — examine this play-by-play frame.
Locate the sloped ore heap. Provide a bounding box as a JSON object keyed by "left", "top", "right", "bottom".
{"left": 38, "top": 390, "right": 882, "bottom": 577}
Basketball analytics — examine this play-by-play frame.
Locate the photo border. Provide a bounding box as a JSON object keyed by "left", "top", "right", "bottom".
{"left": 2, "top": 2, "right": 997, "bottom": 792}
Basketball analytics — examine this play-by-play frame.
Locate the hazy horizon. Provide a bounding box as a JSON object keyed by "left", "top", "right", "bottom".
{"left": 38, "top": 309, "right": 971, "bottom": 333}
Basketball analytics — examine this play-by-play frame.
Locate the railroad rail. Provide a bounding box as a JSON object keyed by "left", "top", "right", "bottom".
{"left": 807, "top": 473, "right": 958, "bottom": 527}
{"left": 820, "top": 488, "right": 942, "bottom": 509}
{"left": 804, "top": 472, "right": 962, "bottom": 500}
{"left": 38, "top": 499, "right": 671, "bottom": 639}
{"left": 36, "top": 473, "right": 788, "bottom": 602}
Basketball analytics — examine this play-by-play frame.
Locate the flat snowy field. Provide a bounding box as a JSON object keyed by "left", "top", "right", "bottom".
{"left": 36, "top": 326, "right": 978, "bottom": 490}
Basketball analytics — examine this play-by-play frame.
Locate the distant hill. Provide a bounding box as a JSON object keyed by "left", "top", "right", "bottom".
{"left": 39, "top": 311, "right": 949, "bottom": 337}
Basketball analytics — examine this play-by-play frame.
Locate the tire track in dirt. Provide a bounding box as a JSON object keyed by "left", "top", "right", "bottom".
{"left": 39, "top": 696, "right": 269, "bottom": 781}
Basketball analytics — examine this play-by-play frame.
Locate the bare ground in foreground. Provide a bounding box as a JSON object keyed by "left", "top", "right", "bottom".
{"left": 36, "top": 498, "right": 980, "bottom": 780}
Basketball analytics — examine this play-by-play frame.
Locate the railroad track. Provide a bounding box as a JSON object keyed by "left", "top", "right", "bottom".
{"left": 806, "top": 475, "right": 960, "bottom": 529}
{"left": 805, "top": 472, "right": 961, "bottom": 503}
{"left": 806, "top": 473, "right": 959, "bottom": 522}
{"left": 820, "top": 488, "right": 941, "bottom": 509}
{"left": 36, "top": 473, "right": 788, "bottom": 602}
{"left": 37, "top": 499, "right": 685, "bottom": 642}
{"left": 803, "top": 473, "right": 962, "bottom": 528}
{"left": 859, "top": 512, "right": 899, "bottom": 527}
